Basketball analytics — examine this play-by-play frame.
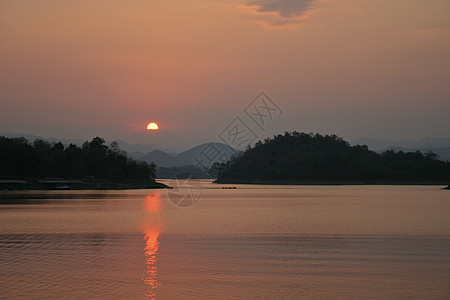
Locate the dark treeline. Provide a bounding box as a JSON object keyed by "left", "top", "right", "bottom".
{"left": 0, "top": 136, "right": 155, "bottom": 180}
{"left": 211, "top": 132, "right": 450, "bottom": 183}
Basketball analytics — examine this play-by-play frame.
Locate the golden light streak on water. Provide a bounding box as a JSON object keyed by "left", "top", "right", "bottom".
{"left": 142, "top": 193, "right": 162, "bottom": 299}
{"left": 143, "top": 229, "right": 160, "bottom": 300}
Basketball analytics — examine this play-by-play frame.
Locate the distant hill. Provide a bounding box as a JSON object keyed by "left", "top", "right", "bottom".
{"left": 215, "top": 132, "right": 450, "bottom": 184}
{"left": 142, "top": 143, "right": 237, "bottom": 168}
{"left": 351, "top": 137, "right": 450, "bottom": 151}
{"left": 115, "top": 140, "right": 171, "bottom": 156}
{"left": 1, "top": 133, "right": 85, "bottom": 147}
{"left": 393, "top": 137, "right": 450, "bottom": 149}
{"left": 143, "top": 150, "right": 179, "bottom": 167}
{"left": 380, "top": 146, "right": 450, "bottom": 162}
{"left": 176, "top": 143, "right": 236, "bottom": 166}
{"left": 351, "top": 137, "right": 450, "bottom": 161}
{"left": 350, "top": 137, "right": 392, "bottom": 151}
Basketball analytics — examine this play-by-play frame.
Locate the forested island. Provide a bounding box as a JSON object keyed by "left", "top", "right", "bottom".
{"left": 212, "top": 132, "right": 450, "bottom": 185}
{"left": 0, "top": 136, "right": 167, "bottom": 190}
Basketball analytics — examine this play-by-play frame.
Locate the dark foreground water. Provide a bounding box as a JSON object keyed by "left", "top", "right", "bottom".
{"left": 1, "top": 181, "right": 449, "bottom": 299}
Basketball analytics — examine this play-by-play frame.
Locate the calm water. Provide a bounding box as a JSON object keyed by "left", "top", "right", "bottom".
{"left": 1, "top": 181, "right": 449, "bottom": 299}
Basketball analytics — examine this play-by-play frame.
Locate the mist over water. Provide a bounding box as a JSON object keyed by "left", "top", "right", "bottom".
{"left": 1, "top": 182, "right": 449, "bottom": 299}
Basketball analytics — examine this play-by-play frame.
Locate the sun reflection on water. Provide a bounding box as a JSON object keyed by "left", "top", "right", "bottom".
{"left": 143, "top": 228, "right": 160, "bottom": 299}
{"left": 142, "top": 193, "right": 162, "bottom": 300}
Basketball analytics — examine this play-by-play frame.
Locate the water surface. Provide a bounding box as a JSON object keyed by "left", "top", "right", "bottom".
{"left": 1, "top": 182, "right": 449, "bottom": 299}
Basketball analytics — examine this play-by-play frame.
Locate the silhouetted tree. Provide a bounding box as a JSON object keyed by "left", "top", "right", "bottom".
{"left": 213, "top": 132, "right": 450, "bottom": 183}
{"left": 0, "top": 136, "right": 155, "bottom": 180}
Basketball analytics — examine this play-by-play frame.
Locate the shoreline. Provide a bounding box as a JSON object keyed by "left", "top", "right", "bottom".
{"left": 214, "top": 179, "right": 450, "bottom": 186}
{"left": 0, "top": 179, "right": 170, "bottom": 191}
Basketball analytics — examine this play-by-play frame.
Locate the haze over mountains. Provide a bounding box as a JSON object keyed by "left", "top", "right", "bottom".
{"left": 139, "top": 143, "right": 236, "bottom": 167}
{"left": 3, "top": 133, "right": 450, "bottom": 165}
{"left": 350, "top": 137, "right": 450, "bottom": 161}
{"left": 350, "top": 137, "right": 450, "bottom": 151}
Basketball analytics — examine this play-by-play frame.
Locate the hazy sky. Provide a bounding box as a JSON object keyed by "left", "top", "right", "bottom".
{"left": 1, "top": 0, "right": 449, "bottom": 150}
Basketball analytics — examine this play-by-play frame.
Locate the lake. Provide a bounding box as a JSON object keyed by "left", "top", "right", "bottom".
{"left": 1, "top": 181, "right": 449, "bottom": 299}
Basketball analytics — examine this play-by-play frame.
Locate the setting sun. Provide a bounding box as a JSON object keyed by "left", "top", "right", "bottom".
{"left": 147, "top": 122, "right": 159, "bottom": 130}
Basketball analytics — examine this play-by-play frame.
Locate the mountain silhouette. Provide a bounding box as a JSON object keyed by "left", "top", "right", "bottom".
{"left": 351, "top": 137, "right": 450, "bottom": 152}
{"left": 142, "top": 142, "right": 236, "bottom": 167}
{"left": 143, "top": 150, "right": 180, "bottom": 167}
{"left": 215, "top": 132, "right": 450, "bottom": 184}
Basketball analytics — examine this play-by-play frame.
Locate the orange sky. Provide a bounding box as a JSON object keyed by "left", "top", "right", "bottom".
{"left": 1, "top": 0, "right": 449, "bottom": 149}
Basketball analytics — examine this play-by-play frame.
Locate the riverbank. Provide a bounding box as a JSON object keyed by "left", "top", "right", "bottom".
{"left": 214, "top": 179, "right": 450, "bottom": 186}
{"left": 0, "top": 178, "right": 170, "bottom": 190}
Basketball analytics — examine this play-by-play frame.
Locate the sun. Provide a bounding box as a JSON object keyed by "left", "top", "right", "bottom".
{"left": 147, "top": 122, "right": 159, "bottom": 130}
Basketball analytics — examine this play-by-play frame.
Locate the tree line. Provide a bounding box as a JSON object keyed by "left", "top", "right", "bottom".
{"left": 0, "top": 136, "right": 155, "bottom": 180}
{"left": 211, "top": 132, "right": 450, "bottom": 183}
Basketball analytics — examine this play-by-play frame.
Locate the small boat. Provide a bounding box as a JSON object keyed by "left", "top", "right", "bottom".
{"left": 54, "top": 185, "right": 70, "bottom": 190}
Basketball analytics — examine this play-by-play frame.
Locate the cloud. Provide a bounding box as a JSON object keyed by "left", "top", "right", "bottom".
{"left": 247, "top": 0, "right": 315, "bottom": 18}
{"left": 243, "top": 0, "right": 316, "bottom": 26}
